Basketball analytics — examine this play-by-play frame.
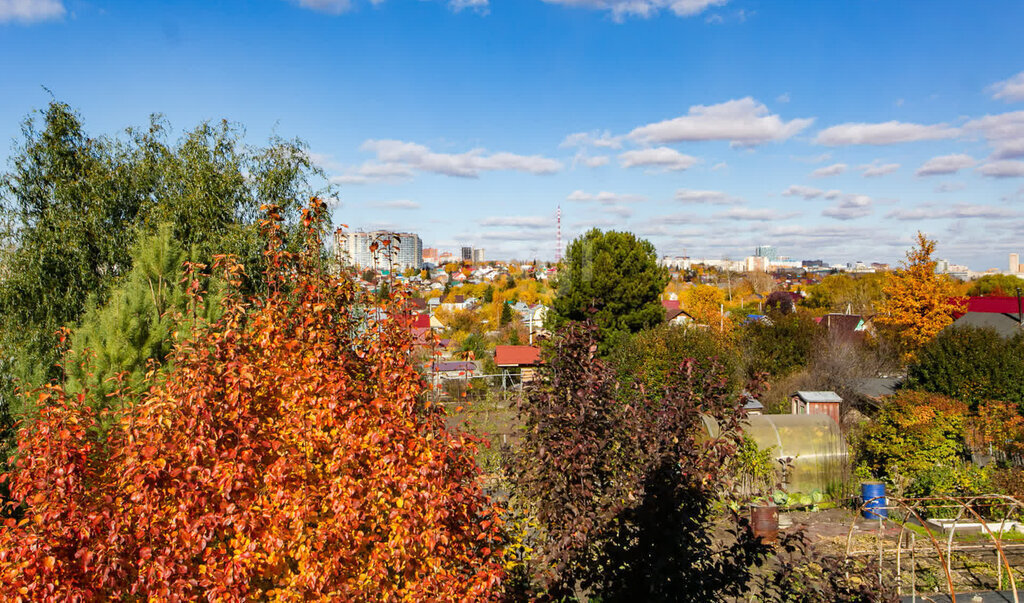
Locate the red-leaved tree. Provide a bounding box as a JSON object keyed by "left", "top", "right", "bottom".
{"left": 0, "top": 199, "right": 504, "bottom": 601}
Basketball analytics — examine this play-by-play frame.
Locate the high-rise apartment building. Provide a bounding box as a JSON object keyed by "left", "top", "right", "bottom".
{"left": 1011, "top": 253, "right": 1020, "bottom": 274}
{"left": 461, "top": 246, "right": 473, "bottom": 262}
{"left": 335, "top": 230, "right": 423, "bottom": 271}
{"left": 754, "top": 245, "right": 778, "bottom": 262}
{"left": 472, "top": 248, "right": 485, "bottom": 263}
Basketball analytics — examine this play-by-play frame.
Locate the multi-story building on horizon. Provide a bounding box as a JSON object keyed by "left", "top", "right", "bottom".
{"left": 754, "top": 245, "right": 778, "bottom": 262}
{"left": 472, "top": 248, "right": 485, "bottom": 263}
{"left": 335, "top": 230, "right": 423, "bottom": 272}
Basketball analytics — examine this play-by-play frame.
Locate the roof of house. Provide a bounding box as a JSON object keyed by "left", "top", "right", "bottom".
{"left": 963, "top": 296, "right": 1022, "bottom": 316}
{"left": 412, "top": 313, "right": 431, "bottom": 329}
{"left": 853, "top": 377, "right": 901, "bottom": 401}
{"left": 494, "top": 345, "right": 542, "bottom": 366}
{"left": 951, "top": 311, "right": 1022, "bottom": 338}
{"left": 793, "top": 391, "right": 843, "bottom": 403}
{"left": 662, "top": 299, "right": 681, "bottom": 311}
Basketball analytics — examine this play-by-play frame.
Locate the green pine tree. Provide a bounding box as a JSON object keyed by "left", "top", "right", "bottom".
{"left": 64, "top": 224, "right": 223, "bottom": 412}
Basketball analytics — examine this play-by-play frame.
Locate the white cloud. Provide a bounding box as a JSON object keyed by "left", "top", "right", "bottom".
{"left": 674, "top": 189, "right": 742, "bottom": 205}
{"left": 331, "top": 139, "right": 562, "bottom": 183}
{"left": 294, "top": 0, "right": 353, "bottom": 14}
{"left": 567, "top": 190, "right": 646, "bottom": 204}
{"left": 0, "top": 0, "right": 64, "bottom": 23}
{"left": 541, "top": 0, "right": 728, "bottom": 21}
{"left": 776, "top": 92, "right": 790, "bottom": 104}
{"left": 448, "top": 0, "right": 489, "bottom": 12}
{"left": 977, "top": 160, "right": 1024, "bottom": 178}
{"left": 561, "top": 130, "right": 623, "bottom": 149}
{"left": 963, "top": 111, "right": 1024, "bottom": 159}
{"left": 782, "top": 185, "right": 824, "bottom": 200}
{"left": 479, "top": 216, "right": 551, "bottom": 228}
{"left": 915, "top": 154, "right": 976, "bottom": 176}
{"left": 713, "top": 208, "right": 799, "bottom": 221}
{"left": 570, "top": 151, "right": 611, "bottom": 168}
{"left": 990, "top": 71, "right": 1024, "bottom": 103}
{"left": 886, "top": 203, "right": 1017, "bottom": 221}
{"left": 618, "top": 147, "right": 698, "bottom": 171}
{"left": 292, "top": 0, "right": 486, "bottom": 14}
{"left": 822, "top": 194, "right": 872, "bottom": 220}
{"left": 815, "top": 120, "right": 959, "bottom": 146}
{"left": 860, "top": 161, "right": 900, "bottom": 177}
{"left": 811, "top": 163, "right": 847, "bottom": 178}
{"left": 629, "top": 98, "right": 813, "bottom": 146}
{"left": 368, "top": 199, "right": 421, "bottom": 210}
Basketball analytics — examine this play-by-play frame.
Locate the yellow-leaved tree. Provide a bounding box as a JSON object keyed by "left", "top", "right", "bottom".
{"left": 874, "top": 232, "right": 963, "bottom": 363}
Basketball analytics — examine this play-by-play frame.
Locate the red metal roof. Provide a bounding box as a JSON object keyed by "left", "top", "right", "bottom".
{"left": 964, "top": 296, "right": 1021, "bottom": 315}
{"left": 412, "top": 313, "right": 431, "bottom": 329}
{"left": 661, "top": 299, "right": 681, "bottom": 310}
{"left": 494, "top": 345, "right": 542, "bottom": 366}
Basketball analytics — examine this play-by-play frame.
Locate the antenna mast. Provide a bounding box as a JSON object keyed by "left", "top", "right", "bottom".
{"left": 556, "top": 205, "right": 562, "bottom": 263}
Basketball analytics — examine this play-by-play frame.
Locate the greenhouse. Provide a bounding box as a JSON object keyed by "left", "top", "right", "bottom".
{"left": 702, "top": 413, "right": 848, "bottom": 495}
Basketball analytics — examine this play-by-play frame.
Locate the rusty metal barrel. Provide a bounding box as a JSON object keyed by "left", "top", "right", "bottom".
{"left": 750, "top": 505, "right": 779, "bottom": 544}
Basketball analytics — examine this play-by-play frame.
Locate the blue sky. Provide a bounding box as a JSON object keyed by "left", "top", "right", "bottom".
{"left": 2, "top": 0, "right": 1024, "bottom": 268}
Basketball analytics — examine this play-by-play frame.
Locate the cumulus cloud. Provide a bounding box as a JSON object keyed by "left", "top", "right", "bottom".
{"left": 860, "top": 161, "right": 900, "bottom": 177}
{"left": 811, "top": 163, "right": 847, "bottom": 178}
{"left": 977, "top": 160, "right": 1024, "bottom": 178}
{"left": 293, "top": 0, "right": 486, "bottom": 14}
{"left": 0, "top": 0, "right": 65, "bottom": 23}
{"left": 368, "top": 199, "right": 421, "bottom": 210}
{"left": 479, "top": 216, "right": 551, "bottom": 228}
{"left": 713, "top": 208, "right": 799, "bottom": 221}
{"left": 815, "top": 121, "right": 959, "bottom": 146}
{"left": 886, "top": 203, "right": 1017, "bottom": 221}
{"left": 674, "top": 189, "right": 742, "bottom": 205}
{"left": 629, "top": 98, "right": 813, "bottom": 146}
{"left": 618, "top": 147, "right": 698, "bottom": 171}
{"left": 782, "top": 185, "right": 825, "bottom": 200}
{"left": 990, "top": 71, "right": 1024, "bottom": 103}
{"left": 822, "top": 194, "right": 872, "bottom": 220}
{"left": 915, "top": 154, "right": 976, "bottom": 176}
{"left": 331, "top": 139, "right": 562, "bottom": 183}
{"left": 560, "top": 130, "right": 623, "bottom": 149}
{"left": 567, "top": 190, "right": 646, "bottom": 204}
{"left": 541, "top": 0, "right": 728, "bottom": 21}
{"left": 293, "top": 0, "right": 354, "bottom": 14}
{"left": 963, "top": 111, "right": 1024, "bottom": 159}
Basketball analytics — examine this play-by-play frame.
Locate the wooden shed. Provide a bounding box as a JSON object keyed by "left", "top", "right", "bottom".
{"left": 790, "top": 390, "right": 842, "bottom": 424}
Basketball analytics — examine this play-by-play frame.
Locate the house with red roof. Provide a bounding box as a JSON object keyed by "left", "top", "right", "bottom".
{"left": 494, "top": 345, "right": 543, "bottom": 385}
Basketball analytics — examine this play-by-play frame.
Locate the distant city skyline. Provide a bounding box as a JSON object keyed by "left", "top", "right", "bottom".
{"left": 2, "top": 1, "right": 1023, "bottom": 269}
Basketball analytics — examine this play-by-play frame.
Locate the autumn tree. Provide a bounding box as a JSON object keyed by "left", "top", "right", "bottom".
{"left": 966, "top": 273, "right": 1024, "bottom": 297}
{"left": 550, "top": 229, "right": 669, "bottom": 353}
{"left": 685, "top": 284, "right": 727, "bottom": 331}
{"left": 510, "top": 322, "right": 766, "bottom": 600}
{"left": 874, "top": 232, "right": 963, "bottom": 362}
{"left": 0, "top": 200, "right": 504, "bottom": 600}
{"left": 0, "top": 101, "right": 326, "bottom": 456}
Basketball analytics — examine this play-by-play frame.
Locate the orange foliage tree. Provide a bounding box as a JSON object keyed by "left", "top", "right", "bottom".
{"left": 874, "top": 232, "right": 963, "bottom": 362}
{"left": 0, "top": 199, "right": 504, "bottom": 601}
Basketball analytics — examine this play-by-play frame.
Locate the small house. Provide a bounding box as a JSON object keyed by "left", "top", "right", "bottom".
{"left": 791, "top": 390, "right": 842, "bottom": 424}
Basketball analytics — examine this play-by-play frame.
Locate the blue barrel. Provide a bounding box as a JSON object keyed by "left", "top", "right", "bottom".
{"left": 861, "top": 482, "right": 887, "bottom": 519}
